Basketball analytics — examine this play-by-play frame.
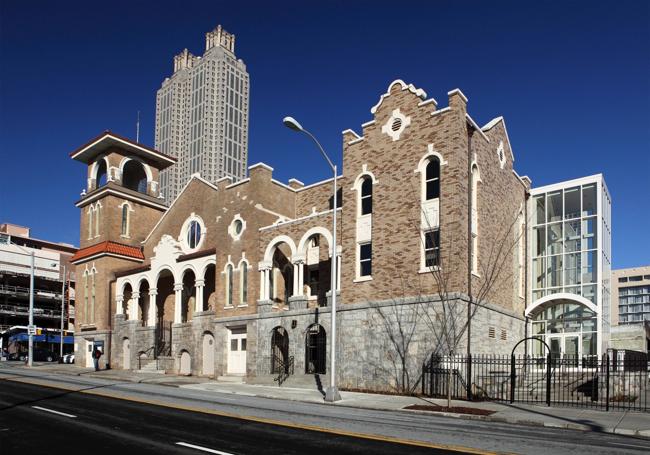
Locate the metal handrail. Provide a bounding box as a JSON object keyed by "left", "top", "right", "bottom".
{"left": 273, "top": 354, "right": 294, "bottom": 386}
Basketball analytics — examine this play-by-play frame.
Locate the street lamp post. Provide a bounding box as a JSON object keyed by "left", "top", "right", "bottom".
{"left": 60, "top": 265, "right": 66, "bottom": 360}
{"left": 283, "top": 116, "right": 341, "bottom": 402}
{"left": 28, "top": 251, "right": 35, "bottom": 367}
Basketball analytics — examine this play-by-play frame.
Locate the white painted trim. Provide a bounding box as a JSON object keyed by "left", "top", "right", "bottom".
{"left": 142, "top": 175, "right": 218, "bottom": 244}
{"left": 481, "top": 116, "right": 515, "bottom": 162}
{"left": 225, "top": 178, "right": 250, "bottom": 189}
{"left": 418, "top": 98, "right": 438, "bottom": 107}
{"left": 382, "top": 108, "right": 411, "bottom": 141}
{"left": 228, "top": 214, "right": 246, "bottom": 241}
{"left": 179, "top": 212, "right": 207, "bottom": 253}
{"left": 271, "top": 179, "right": 297, "bottom": 192}
{"left": 530, "top": 174, "right": 603, "bottom": 195}
{"left": 430, "top": 107, "right": 451, "bottom": 118}
{"left": 258, "top": 207, "right": 341, "bottom": 232}
{"left": 263, "top": 235, "right": 297, "bottom": 262}
{"left": 348, "top": 137, "right": 365, "bottom": 145}
{"left": 361, "top": 120, "right": 376, "bottom": 128}
{"left": 353, "top": 276, "right": 373, "bottom": 283}
{"left": 295, "top": 175, "right": 344, "bottom": 192}
{"left": 71, "top": 133, "right": 176, "bottom": 165}
{"left": 447, "top": 88, "right": 468, "bottom": 103}
{"left": 465, "top": 114, "right": 490, "bottom": 142}
{"left": 253, "top": 203, "right": 292, "bottom": 223}
{"left": 248, "top": 162, "right": 274, "bottom": 172}
{"left": 297, "top": 226, "right": 334, "bottom": 257}
{"left": 76, "top": 187, "right": 168, "bottom": 211}
{"left": 118, "top": 155, "right": 153, "bottom": 183}
{"left": 288, "top": 178, "right": 304, "bottom": 186}
{"left": 370, "top": 79, "right": 427, "bottom": 114}
{"left": 341, "top": 128, "right": 361, "bottom": 139}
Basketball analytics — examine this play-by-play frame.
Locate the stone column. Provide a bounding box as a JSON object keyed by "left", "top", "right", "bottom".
{"left": 195, "top": 279, "right": 205, "bottom": 313}
{"left": 130, "top": 292, "right": 140, "bottom": 320}
{"left": 147, "top": 288, "right": 157, "bottom": 326}
{"left": 173, "top": 283, "right": 183, "bottom": 324}
{"left": 292, "top": 263, "right": 299, "bottom": 296}
{"left": 116, "top": 294, "right": 124, "bottom": 316}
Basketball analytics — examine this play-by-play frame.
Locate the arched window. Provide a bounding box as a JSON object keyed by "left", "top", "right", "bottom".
{"left": 226, "top": 264, "right": 233, "bottom": 307}
{"left": 471, "top": 164, "right": 480, "bottom": 274}
{"left": 83, "top": 271, "right": 89, "bottom": 323}
{"left": 425, "top": 158, "right": 440, "bottom": 200}
{"left": 121, "top": 204, "right": 130, "bottom": 237}
{"left": 360, "top": 176, "right": 373, "bottom": 215}
{"left": 87, "top": 207, "right": 94, "bottom": 240}
{"left": 90, "top": 271, "right": 96, "bottom": 323}
{"left": 94, "top": 203, "right": 101, "bottom": 238}
{"left": 187, "top": 220, "right": 201, "bottom": 249}
{"left": 96, "top": 160, "right": 108, "bottom": 188}
{"left": 240, "top": 262, "right": 248, "bottom": 305}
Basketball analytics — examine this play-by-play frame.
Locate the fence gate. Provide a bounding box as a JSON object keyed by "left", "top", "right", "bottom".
{"left": 305, "top": 324, "right": 326, "bottom": 374}
{"left": 422, "top": 351, "right": 649, "bottom": 412}
{"left": 155, "top": 320, "right": 172, "bottom": 357}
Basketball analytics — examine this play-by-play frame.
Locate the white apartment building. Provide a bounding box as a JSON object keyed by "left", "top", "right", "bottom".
{"left": 527, "top": 174, "right": 612, "bottom": 363}
{"left": 155, "top": 25, "right": 249, "bottom": 205}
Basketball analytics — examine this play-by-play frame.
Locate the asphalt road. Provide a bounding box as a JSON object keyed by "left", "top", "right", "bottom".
{"left": 0, "top": 380, "right": 458, "bottom": 454}
{"left": 1, "top": 369, "right": 649, "bottom": 454}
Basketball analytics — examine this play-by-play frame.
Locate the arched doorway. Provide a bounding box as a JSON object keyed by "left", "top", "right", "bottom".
{"left": 122, "top": 338, "right": 131, "bottom": 369}
{"left": 138, "top": 280, "right": 150, "bottom": 327}
{"left": 155, "top": 269, "right": 175, "bottom": 357}
{"left": 122, "top": 283, "right": 133, "bottom": 320}
{"left": 179, "top": 350, "right": 191, "bottom": 375}
{"left": 527, "top": 294, "right": 598, "bottom": 367}
{"left": 202, "top": 333, "right": 215, "bottom": 376}
{"left": 181, "top": 268, "right": 196, "bottom": 322}
{"left": 305, "top": 324, "right": 326, "bottom": 374}
{"left": 271, "top": 326, "right": 289, "bottom": 374}
{"left": 203, "top": 264, "right": 216, "bottom": 311}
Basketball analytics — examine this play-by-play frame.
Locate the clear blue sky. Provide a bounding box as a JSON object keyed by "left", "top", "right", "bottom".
{"left": 0, "top": 1, "right": 648, "bottom": 268}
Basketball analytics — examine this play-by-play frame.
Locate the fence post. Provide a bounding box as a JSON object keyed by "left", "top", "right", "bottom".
{"left": 510, "top": 354, "right": 515, "bottom": 403}
{"left": 605, "top": 353, "right": 610, "bottom": 412}
{"left": 422, "top": 361, "right": 425, "bottom": 396}
{"left": 467, "top": 354, "right": 473, "bottom": 401}
{"left": 546, "top": 353, "right": 551, "bottom": 406}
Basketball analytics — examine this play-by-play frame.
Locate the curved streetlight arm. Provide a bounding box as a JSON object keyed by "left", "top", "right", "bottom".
{"left": 299, "top": 128, "right": 336, "bottom": 173}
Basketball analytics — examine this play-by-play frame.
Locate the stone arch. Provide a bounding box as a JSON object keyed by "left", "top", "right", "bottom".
{"left": 263, "top": 235, "right": 297, "bottom": 263}
{"left": 137, "top": 279, "right": 150, "bottom": 326}
{"left": 155, "top": 268, "right": 175, "bottom": 325}
{"left": 90, "top": 156, "right": 111, "bottom": 189}
{"left": 119, "top": 156, "right": 152, "bottom": 183}
{"left": 179, "top": 350, "right": 191, "bottom": 376}
{"left": 121, "top": 282, "right": 133, "bottom": 320}
{"left": 297, "top": 227, "right": 333, "bottom": 257}
{"left": 201, "top": 332, "right": 215, "bottom": 376}
{"left": 122, "top": 159, "right": 149, "bottom": 194}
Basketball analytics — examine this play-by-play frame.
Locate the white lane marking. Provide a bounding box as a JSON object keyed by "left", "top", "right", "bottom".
{"left": 610, "top": 442, "right": 650, "bottom": 449}
{"left": 175, "top": 442, "right": 235, "bottom": 455}
{"left": 31, "top": 405, "right": 77, "bottom": 418}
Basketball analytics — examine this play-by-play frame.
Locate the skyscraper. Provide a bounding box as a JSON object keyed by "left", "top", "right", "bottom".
{"left": 155, "top": 25, "right": 249, "bottom": 205}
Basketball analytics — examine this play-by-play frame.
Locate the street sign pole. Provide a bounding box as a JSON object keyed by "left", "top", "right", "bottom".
{"left": 28, "top": 251, "right": 35, "bottom": 367}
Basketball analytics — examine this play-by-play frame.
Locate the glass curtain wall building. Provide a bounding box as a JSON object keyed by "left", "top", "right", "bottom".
{"left": 155, "top": 25, "right": 249, "bottom": 205}
{"left": 527, "top": 174, "right": 611, "bottom": 363}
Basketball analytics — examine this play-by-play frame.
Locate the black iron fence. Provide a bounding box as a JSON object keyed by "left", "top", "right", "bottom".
{"left": 422, "top": 352, "right": 649, "bottom": 412}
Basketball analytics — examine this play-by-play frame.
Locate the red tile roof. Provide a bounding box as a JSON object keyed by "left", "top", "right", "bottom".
{"left": 70, "top": 241, "right": 145, "bottom": 263}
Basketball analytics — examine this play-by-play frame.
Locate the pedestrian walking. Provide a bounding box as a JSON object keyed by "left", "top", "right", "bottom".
{"left": 92, "top": 346, "right": 102, "bottom": 371}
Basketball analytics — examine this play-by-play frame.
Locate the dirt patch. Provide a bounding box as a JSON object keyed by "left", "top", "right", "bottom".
{"left": 404, "top": 404, "right": 495, "bottom": 416}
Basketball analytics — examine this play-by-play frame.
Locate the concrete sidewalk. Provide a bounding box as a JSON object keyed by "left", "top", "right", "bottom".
{"left": 5, "top": 362, "right": 650, "bottom": 437}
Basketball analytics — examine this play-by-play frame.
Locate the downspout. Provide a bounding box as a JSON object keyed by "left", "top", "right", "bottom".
{"left": 107, "top": 276, "right": 116, "bottom": 370}
{"left": 524, "top": 190, "right": 530, "bottom": 358}
{"left": 466, "top": 126, "right": 473, "bottom": 359}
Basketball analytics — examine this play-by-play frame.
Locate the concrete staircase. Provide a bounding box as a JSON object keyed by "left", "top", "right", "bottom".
{"left": 134, "top": 357, "right": 166, "bottom": 374}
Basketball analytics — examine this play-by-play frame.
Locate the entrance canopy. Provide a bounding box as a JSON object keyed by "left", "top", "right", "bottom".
{"left": 525, "top": 292, "right": 598, "bottom": 318}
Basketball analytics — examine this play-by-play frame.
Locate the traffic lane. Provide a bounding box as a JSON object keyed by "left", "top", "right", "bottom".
{"left": 3, "top": 372, "right": 650, "bottom": 455}
{"left": 0, "top": 381, "right": 459, "bottom": 455}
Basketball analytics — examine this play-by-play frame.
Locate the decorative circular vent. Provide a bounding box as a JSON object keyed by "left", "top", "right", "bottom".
{"left": 391, "top": 118, "right": 402, "bottom": 132}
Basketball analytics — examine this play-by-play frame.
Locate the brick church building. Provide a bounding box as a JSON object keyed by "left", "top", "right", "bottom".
{"left": 69, "top": 80, "right": 559, "bottom": 391}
